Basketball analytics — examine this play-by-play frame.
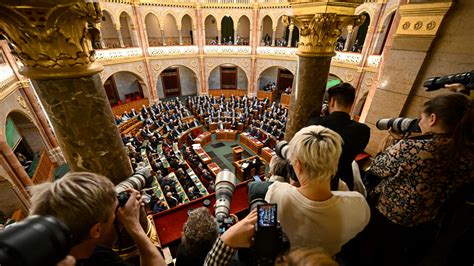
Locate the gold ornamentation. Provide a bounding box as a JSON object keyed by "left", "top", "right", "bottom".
{"left": 402, "top": 21, "right": 411, "bottom": 30}
{"left": 153, "top": 64, "right": 161, "bottom": 72}
{"left": 0, "top": 1, "right": 104, "bottom": 80}
{"left": 286, "top": 13, "right": 365, "bottom": 56}
{"left": 345, "top": 72, "right": 354, "bottom": 82}
{"left": 137, "top": 65, "right": 144, "bottom": 73}
{"left": 17, "top": 96, "right": 27, "bottom": 110}
{"left": 365, "top": 77, "right": 373, "bottom": 86}
{"left": 426, "top": 21, "right": 436, "bottom": 30}
{"left": 414, "top": 21, "right": 423, "bottom": 31}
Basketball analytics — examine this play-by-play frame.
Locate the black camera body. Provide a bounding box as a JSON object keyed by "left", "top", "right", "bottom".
{"left": 423, "top": 71, "right": 473, "bottom": 91}
{"left": 239, "top": 201, "right": 290, "bottom": 266}
{"left": 117, "top": 191, "right": 131, "bottom": 207}
{"left": 0, "top": 215, "right": 72, "bottom": 266}
{"left": 274, "top": 141, "right": 298, "bottom": 182}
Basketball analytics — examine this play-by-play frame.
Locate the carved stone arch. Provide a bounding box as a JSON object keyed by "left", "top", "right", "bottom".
{"left": 161, "top": 11, "right": 180, "bottom": 29}
{"left": 203, "top": 12, "right": 220, "bottom": 26}
{"left": 381, "top": 6, "right": 397, "bottom": 24}
{"left": 154, "top": 60, "right": 201, "bottom": 97}
{"left": 206, "top": 59, "right": 251, "bottom": 86}
{"left": 355, "top": 7, "right": 374, "bottom": 23}
{"left": 102, "top": 69, "right": 146, "bottom": 85}
{"left": 116, "top": 9, "right": 134, "bottom": 27}
{"left": 102, "top": 8, "right": 117, "bottom": 26}
{"left": 256, "top": 65, "right": 296, "bottom": 81}
{"left": 237, "top": 14, "right": 252, "bottom": 28}
{"left": 143, "top": 10, "right": 161, "bottom": 27}
{"left": 178, "top": 12, "right": 195, "bottom": 28}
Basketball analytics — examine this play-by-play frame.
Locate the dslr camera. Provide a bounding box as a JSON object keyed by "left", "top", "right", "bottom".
{"left": 115, "top": 168, "right": 152, "bottom": 207}
{"left": 274, "top": 141, "right": 297, "bottom": 182}
{"left": 0, "top": 215, "right": 71, "bottom": 266}
{"left": 213, "top": 169, "right": 238, "bottom": 234}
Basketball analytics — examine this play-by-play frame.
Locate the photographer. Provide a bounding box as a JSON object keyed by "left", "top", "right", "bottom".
{"left": 204, "top": 209, "right": 258, "bottom": 265}
{"left": 29, "top": 172, "right": 165, "bottom": 266}
{"left": 363, "top": 93, "right": 473, "bottom": 266}
{"left": 265, "top": 126, "right": 370, "bottom": 256}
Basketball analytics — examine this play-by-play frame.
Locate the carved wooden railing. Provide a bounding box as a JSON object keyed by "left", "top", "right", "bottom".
{"left": 32, "top": 150, "right": 55, "bottom": 184}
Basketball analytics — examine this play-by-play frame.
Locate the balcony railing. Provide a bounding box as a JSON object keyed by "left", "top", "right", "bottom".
{"left": 95, "top": 48, "right": 143, "bottom": 61}
{"left": 0, "top": 64, "right": 16, "bottom": 88}
{"left": 256, "top": 46, "right": 296, "bottom": 57}
{"left": 148, "top": 46, "right": 199, "bottom": 56}
{"left": 332, "top": 52, "right": 363, "bottom": 66}
{"left": 367, "top": 55, "right": 382, "bottom": 68}
{"left": 204, "top": 45, "right": 251, "bottom": 55}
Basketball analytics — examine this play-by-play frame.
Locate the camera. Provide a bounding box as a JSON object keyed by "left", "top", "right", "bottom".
{"left": 0, "top": 215, "right": 72, "bottom": 266}
{"left": 240, "top": 200, "right": 290, "bottom": 266}
{"left": 423, "top": 71, "right": 473, "bottom": 91}
{"left": 115, "top": 168, "right": 152, "bottom": 207}
{"left": 274, "top": 141, "right": 297, "bottom": 182}
{"left": 376, "top": 117, "right": 421, "bottom": 134}
{"left": 214, "top": 169, "right": 237, "bottom": 233}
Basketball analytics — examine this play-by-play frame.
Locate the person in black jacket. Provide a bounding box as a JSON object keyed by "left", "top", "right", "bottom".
{"left": 307, "top": 83, "right": 370, "bottom": 191}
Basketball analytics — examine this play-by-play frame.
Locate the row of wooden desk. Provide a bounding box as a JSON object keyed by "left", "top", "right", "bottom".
{"left": 240, "top": 132, "right": 263, "bottom": 154}
{"left": 194, "top": 132, "right": 212, "bottom": 147}
{"left": 216, "top": 129, "right": 238, "bottom": 141}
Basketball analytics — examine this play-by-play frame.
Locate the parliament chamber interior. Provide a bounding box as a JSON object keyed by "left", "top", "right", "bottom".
{"left": 0, "top": 0, "right": 472, "bottom": 265}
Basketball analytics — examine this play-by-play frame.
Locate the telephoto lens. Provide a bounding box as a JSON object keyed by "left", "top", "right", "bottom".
{"left": 115, "top": 167, "right": 151, "bottom": 194}
{"left": 214, "top": 169, "right": 237, "bottom": 223}
{"left": 376, "top": 117, "right": 421, "bottom": 133}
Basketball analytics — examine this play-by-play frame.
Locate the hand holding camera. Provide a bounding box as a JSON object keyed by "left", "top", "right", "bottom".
{"left": 221, "top": 209, "right": 257, "bottom": 249}
{"left": 116, "top": 189, "right": 143, "bottom": 231}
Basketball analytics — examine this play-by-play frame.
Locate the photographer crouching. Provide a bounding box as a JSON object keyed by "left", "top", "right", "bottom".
{"left": 362, "top": 93, "right": 473, "bottom": 266}
{"left": 29, "top": 171, "right": 166, "bottom": 266}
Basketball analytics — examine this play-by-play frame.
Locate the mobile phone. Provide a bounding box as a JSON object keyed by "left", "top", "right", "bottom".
{"left": 257, "top": 204, "right": 277, "bottom": 228}
{"left": 255, "top": 204, "right": 279, "bottom": 260}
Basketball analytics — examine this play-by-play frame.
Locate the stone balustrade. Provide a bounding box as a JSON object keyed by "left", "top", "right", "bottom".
{"left": 148, "top": 46, "right": 199, "bottom": 56}
{"left": 95, "top": 48, "right": 143, "bottom": 61}
{"left": 367, "top": 55, "right": 382, "bottom": 68}
{"left": 256, "top": 46, "right": 296, "bottom": 57}
{"left": 332, "top": 52, "right": 363, "bottom": 66}
{"left": 0, "top": 64, "right": 16, "bottom": 88}
{"left": 204, "top": 45, "right": 251, "bottom": 55}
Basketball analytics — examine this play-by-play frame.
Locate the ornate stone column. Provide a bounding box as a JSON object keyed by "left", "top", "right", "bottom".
{"left": 343, "top": 25, "right": 353, "bottom": 51}
{"left": 116, "top": 26, "right": 126, "bottom": 48}
{"left": 161, "top": 28, "right": 166, "bottom": 45}
{"left": 178, "top": 29, "right": 183, "bottom": 45}
{"left": 287, "top": 23, "right": 294, "bottom": 47}
{"left": 271, "top": 28, "right": 276, "bottom": 46}
{"left": 130, "top": 24, "right": 140, "bottom": 47}
{"left": 217, "top": 26, "right": 222, "bottom": 45}
{"left": 0, "top": 1, "right": 133, "bottom": 184}
{"left": 234, "top": 26, "right": 238, "bottom": 45}
{"left": 284, "top": 12, "right": 365, "bottom": 140}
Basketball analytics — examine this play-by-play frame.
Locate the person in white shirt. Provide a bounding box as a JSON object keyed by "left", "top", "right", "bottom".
{"left": 265, "top": 125, "right": 370, "bottom": 256}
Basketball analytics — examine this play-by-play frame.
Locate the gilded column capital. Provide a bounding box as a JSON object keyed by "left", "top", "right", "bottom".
{"left": 0, "top": 1, "right": 104, "bottom": 79}
{"left": 285, "top": 13, "right": 365, "bottom": 56}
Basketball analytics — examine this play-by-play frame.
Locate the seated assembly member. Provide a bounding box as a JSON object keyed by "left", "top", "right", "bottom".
{"left": 265, "top": 125, "right": 370, "bottom": 256}
{"left": 30, "top": 172, "right": 165, "bottom": 266}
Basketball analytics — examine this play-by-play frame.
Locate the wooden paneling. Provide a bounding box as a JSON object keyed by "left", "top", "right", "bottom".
{"left": 32, "top": 150, "right": 55, "bottom": 184}
{"left": 208, "top": 89, "right": 247, "bottom": 98}
{"left": 112, "top": 98, "right": 149, "bottom": 116}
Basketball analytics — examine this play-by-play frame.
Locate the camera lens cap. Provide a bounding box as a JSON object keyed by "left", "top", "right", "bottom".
{"left": 203, "top": 199, "right": 211, "bottom": 207}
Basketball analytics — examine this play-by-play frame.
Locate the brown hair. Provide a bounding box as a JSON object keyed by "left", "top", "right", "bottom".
{"left": 29, "top": 172, "right": 117, "bottom": 245}
{"left": 423, "top": 93, "right": 473, "bottom": 159}
{"left": 181, "top": 207, "right": 218, "bottom": 257}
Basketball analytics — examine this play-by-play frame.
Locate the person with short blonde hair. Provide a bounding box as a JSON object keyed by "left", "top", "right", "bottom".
{"left": 30, "top": 172, "right": 165, "bottom": 266}
{"left": 265, "top": 125, "right": 370, "bottom": 256}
